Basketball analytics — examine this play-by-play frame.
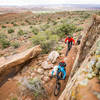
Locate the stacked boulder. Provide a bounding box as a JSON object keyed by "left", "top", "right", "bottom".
{"left": 87, "top": 40, "right": 100, "bottom": 80}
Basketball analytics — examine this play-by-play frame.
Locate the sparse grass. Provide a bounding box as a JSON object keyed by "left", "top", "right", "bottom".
{"left": 11, "top": 41, "right": 20, "bottom": 48}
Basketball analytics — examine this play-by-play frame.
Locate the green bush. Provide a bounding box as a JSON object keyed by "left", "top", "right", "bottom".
{"left": 22, "top": 77, "right": 47, "bottom": 98}
{"left": 51, "top": 23, "right": 76, "bottom": 38}
{"left": 11, "top": 42, "right": 20, "bottom": 48}
{"left": 52, "top": 20, "right": 57, "bottom": 25}
{"left": 6, "top": 22, "right": 9, "bottom": 24}
{"left": 32, "top": 27, "right": 39, "bottom": 35}
{"left": 0, "top": 39, "right": 10, "bottom": 49}
{"left": 11, "top": 97, "right": 18, "bottom": 100}
{"left": 0, "top": 34, "right": 10, "bottom": 49}
{"left": 41, "top": 24, "right": 50, "bottom": 31}
{"left": 18, "top": 29, "right": 27, "bottom": 36}
{"left": 2, "top": 25, "right": 6, "bottom": 28}
{"left": 13, "top": 23, "right": 18, "bottom": 26}
{"left": 11, "top": 22, "right": 14, "bottom": 24}
{"left": 81, "top": 13, "right": 90, "bottom": 19}
{"left": 8, "top": 29, "right": 14, "bottom": 33}
{"left": 30, "top": 26, "right": 33, "bottom": 28}
{"left": 56, "top": 45, "right": 63, "bottom": 51}
{"left": 76, "top": 27, "right": 83, "bottom": 32}
{"left": 31, "top": 32, "right": 59, "bottom": 53}
{"left": 25, "top": 19, "right": 31, "bottom": 24}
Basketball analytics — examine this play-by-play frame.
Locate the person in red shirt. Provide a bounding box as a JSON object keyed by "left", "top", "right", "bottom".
{"left": 65, "top": 35, "right": 75, "bottom": 56}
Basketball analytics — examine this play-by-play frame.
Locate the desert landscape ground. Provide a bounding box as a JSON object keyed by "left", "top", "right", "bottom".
{"left": 0, "top": 4, "right": 100, "bottom": 100}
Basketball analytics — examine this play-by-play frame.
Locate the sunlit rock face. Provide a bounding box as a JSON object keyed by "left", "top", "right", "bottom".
{"left": 0, "top": 45, "right": 42, "bottom": 85}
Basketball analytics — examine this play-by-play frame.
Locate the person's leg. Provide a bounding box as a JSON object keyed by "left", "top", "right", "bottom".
{"left": 77, "top": 40, "right": 80, "bottom": 45}
{"left": 70, "top": 41, "right": 72, "bottom": 49}
{"left": 66, "top": 42, "right": 70, "bottom": 56}
{"left": 66, "top": 43, "right": 69, "bottom": 56}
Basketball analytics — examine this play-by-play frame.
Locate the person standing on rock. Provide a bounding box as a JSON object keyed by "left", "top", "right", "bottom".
{"left": 65, "top": 35, "right": 75, "bottom": 56}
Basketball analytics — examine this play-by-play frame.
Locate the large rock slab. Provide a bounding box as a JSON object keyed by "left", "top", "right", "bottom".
{"left": 0, "top": 45, "right": 42, "bottom": 85}
{"left": 47, "top": 51, "right": 59, "bottom": 63}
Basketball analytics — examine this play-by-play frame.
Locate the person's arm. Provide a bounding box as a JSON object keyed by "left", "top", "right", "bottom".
{"left": 51, "top": 70, "right": 54, "bottom": 76}
{"left": 65, "top": 38, "right": 68, "bottom": 43}
{"left": 71, "top": 38, "right": 75, "bottom": 45}
{"left": 62, "top": 69, "right": 66, "bottom": 80}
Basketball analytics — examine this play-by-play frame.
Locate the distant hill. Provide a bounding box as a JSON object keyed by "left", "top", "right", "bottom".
{"left": 0, "top": 4, "right": 100, "bottom": 13}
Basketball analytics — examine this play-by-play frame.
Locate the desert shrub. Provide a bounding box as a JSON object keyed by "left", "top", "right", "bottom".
{"left": 30, "top": 26, "right": 33, "bottom": 28}
{"left": 18, "top": 29, "right": 27, "bottom": 36}
{"left": 22, "top": 77, "right": 47, "bottom": 99}
{"left": 52, "top": 20, "right": 57, "bottom": 25}
{"left": 51, "top": 23, "right": 76, "bottom": 38}
{"left": 6, "top": 22, "right": 9, "bottom": 24}
{"left": 57, "top": 17, "right": 60, "bottom": 19}
{"left": 13, "top": 23, "right": 18, "bottom": 26}
{"left": 32, "top": 27, "right": 39, "bottom": 35}
{"left": 25, "top": 19, "right": 31, "bottom": 25}
{"left": 21, "top": 23, "right": 25, "bottom": 25}
{"left": 8, "top": 29, "right": 14, "bottom": 33}
{"left": 2, "top": 25, "right": 6, "bottom": 28}
{"left": 11, "top": 22, "right": 14, "bottom": 24}
{"left": 76, "top": 27, "right": 83, "bottom": 32}
{"left": 0, "top": 34, "right": 7, "bottom": 39}
{"left": 11, "top": 41, "right": 20, "bottom": 48}
{"left": 48, "top": 17, "right": 51, "bottom": 22}
{"left": 81, "top": 13, "right": 90, "bottom": 19}
{"left": 97, "top": 11, "right": 100, "bottom": 15}
{"left": 31, "top": 32, "right": 59, "bottom": 53}
{"left": 41, "top": 24, "right": 50, "bottom": 31}
{"left": 11, "top": 97, "right": 18, "bottom": 100}
{"left": 56, "top": 45, "right": 63, "bottom": 51}
{"left": 0, "top": 34, "right": 10, "bottom": 49}
{"left": 0, "top": 39, "right": 10, "bottom": 49}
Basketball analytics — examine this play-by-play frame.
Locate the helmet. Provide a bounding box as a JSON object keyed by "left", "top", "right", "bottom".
{"left": 68, "top": 35, "right": 71, "bottom": 38}
{"left": 59, "top": 61, "right": 66, "bottom": 67}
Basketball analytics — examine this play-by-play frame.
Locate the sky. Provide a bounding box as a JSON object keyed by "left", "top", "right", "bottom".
{"left": 0, "top": 0, "right": 100, "bottom": 6}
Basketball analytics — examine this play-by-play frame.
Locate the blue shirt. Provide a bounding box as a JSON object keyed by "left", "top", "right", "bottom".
{"left": 57, "top": 65, "right": 66, "bottom": 79}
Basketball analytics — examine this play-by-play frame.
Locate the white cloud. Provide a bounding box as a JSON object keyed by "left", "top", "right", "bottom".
{"left": 0, "top": 0, "right": 100, "bottom": 6}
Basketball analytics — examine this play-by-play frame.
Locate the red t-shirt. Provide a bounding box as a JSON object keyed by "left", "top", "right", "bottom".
{"left": 65, "top": 37, "right": 75, "bottom": 44}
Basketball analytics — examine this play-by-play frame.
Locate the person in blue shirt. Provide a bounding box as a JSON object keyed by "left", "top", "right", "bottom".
{"left": 51, "top": 61, "right": 66, "bottom": 80}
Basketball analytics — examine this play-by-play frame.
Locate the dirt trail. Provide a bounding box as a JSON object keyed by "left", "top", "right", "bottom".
{"left": 0, "top": 44, "right": 78, "bottom": 100}
{"left": 48, "top": 45, "right": 78, "bottom": 100}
